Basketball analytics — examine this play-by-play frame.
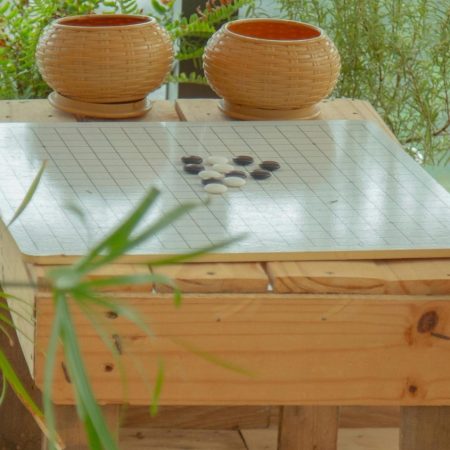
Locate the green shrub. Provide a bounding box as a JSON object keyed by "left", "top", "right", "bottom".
{"left": 277, "top": 0, "right": 450, "bottom": 165}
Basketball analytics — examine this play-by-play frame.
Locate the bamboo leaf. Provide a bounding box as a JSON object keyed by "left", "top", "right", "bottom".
{"left": 150, "top": 360, "right": 164, "bottom": 416}
{"left": 7, "top": 160, "right": 47, "bottom": 228}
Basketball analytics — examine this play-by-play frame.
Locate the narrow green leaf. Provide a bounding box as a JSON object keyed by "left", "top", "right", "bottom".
{"left": 59, "top": 298, "right": 119, "bottom": 450}
{"left": 171, "top": 338, "right": 256, "bottom": 377}
{"left": 150, "top": 360, "right": 164, "bottom": 416}
{"left": 7, "top": 160, "right": 47, "bottom": 228}
{"left": 74, "top": 188, "right": 160, "bottom": 272}
{"left": 0, "top": 348, "right": 53, "bottom": 446}
{"left": 0, "top": 374, "right": 7, "bottom": 405}
{"left": 148, "top": 234, "right": 245, "bottom": 267}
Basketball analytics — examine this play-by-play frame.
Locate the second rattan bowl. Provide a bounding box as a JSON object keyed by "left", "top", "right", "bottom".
{"left": 36, "top": 14, "right": 173, "bottom": 118}
{"left": 203, "top": 18, "right": 341, "bottom": 120}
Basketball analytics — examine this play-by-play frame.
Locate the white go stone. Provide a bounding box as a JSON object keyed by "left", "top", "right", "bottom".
{"left": 224, "top": 176, "right": 246, "bottom": 188}
{"left": 212, "top": 163, "right": 234, "bottom": 174}
{"left": 198, "top": 170, "right": 224, "bottom": 180}
{"left": 206, "top": 155, "right": 228, "bottom": 165}
{"left": 204, "top": 183, "right": 228, "bottom": 195}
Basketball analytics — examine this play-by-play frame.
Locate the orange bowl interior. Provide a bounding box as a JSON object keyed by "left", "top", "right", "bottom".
{"left": 228, "top": 20, "right": 321, "bottom": 41}
{"left": 59, "top": 15, "right": 150, "bottom": 27}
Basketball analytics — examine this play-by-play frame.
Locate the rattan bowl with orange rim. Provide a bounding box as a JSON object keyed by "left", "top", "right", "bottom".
{"left": 36, "top": 14, "right": 173, "bottom": 119}
{"left": 203, "top": 18, "right": 341, "bottom": 120}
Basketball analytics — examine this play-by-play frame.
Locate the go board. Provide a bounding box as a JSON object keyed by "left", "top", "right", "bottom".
{"left": 1, "top": 120, "right": 450, "bottom": 263}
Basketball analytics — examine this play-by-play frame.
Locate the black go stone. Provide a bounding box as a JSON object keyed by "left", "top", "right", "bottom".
{"left": 233, "top": 155, "right": 254, "bottom": 166}
{"left": 251, "top": 169, "right": 272, "bottom": 180}
{"left": 202, "top": 178, "right": 223, "bottom": 186}
{"left": 259, "top": 160, "right": 280, "bottom": 171}
{"left": 226, "top": 170, "right": 247, "bottom": 179}
{"left": 181, "top": 155, "right": 203, "bottom": 164}
{"left": 184, "top": 164, "right": 205, "bottom": 175}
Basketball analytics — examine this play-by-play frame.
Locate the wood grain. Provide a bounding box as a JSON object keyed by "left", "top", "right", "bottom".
{"left": 35, "top": 293, "right": 450, "bottom": 405}
{"left": 0, "top": 99, "right": 178, "bottom": 123}
{"left": 152, "top": 263, "right": 269, "bottom": 293}
{"left": 119, "top": 428, "right": 248, "bottom": 450}
{"left": 175, "top": 98, "right": 397, "bottom": 142}
{"left": 122, "top": 405, "right": 271, "bottom": 429}
{"left": 267, "top": 260, "right": 450, "bottom": 295}
{"left": 242, "top": 428, "right": 399, "bottom": 450}
{"left": 41, "top": 405, "right": 120, "bottom": 450}
{"left": 35, "top": 264, "right": 153, "bottom": 292}
{"left": 278, "top": 406, "right": 339, "bottom": 450}
{"left": 400, "top": 406, "right": 450, "bottom": 450}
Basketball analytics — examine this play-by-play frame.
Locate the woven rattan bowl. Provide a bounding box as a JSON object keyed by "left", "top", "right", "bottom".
{"left": 203, "top": 18, "right": 340, "bottom": 120}
{"left": 36, "top": 15, "right": 173, "bottom": 118}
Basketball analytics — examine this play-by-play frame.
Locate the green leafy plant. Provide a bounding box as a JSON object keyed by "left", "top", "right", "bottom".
{"left": 0, "top": 162, "right": 243, "bottom": 449}
{"left": 276, "top": 0, "right": 450, "bottom": 166}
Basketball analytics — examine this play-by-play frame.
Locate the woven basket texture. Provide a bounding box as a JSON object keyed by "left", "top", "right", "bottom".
{"left": 203, "top": 20, "right": 341, "bottom": 110}
{"left": 36, "top": 16, "right": 173, "bottom": 103}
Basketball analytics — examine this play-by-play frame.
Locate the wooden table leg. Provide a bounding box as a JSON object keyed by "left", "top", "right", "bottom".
{"left": 278, "top": 406, "right": 339, "bottom": 450}
{"left": 400, "top": 406, "right": 450, "bottom": 450}
{"left": 41, "top": 405, "right": 120, "bottom": 450}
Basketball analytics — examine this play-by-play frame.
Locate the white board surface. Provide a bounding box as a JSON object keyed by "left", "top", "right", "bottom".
{"left": 0, "top": 121, "right": 449, "bottom": 262}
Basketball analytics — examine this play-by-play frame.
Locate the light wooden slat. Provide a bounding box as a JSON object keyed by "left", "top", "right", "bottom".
{"left": 339, "top": 407, "right": 400, "bottom": 428}
{"left": 152, "top": 263, "right": 269, "bottom": 293}
{"left": 267, "top": 260, "right": 450, "bottom": 295}
{"left": 268, "top": 406, "right": 400, "bottom": 429}
{"left": 119, "top": 428, "right": 247, "bottom": 450}
{"left": 175, "top": 98, "right": 396, "bottom": 140}
{"left": 400, "top": 407, "right": 450, "bottom": 450}
{"left": 35, "top": 264, "right": 153, "bottom": 292}
{"left": 122, "top": 406, "right": 271, "bottom": 429}
{"left": 319, "top": 98, "right": 397, "bottom": 141}
{"left": 41, "top": 405, "right": 120, "bottom": 450}
{"left": 121, "top": 405, "right": 398, "bottom": 430}
{"left": 0, "top": 220, "right": 36, "bottom": 376}
{"left": 241, "top": 428, "right": 399, "bottom": 450}
{"left": 35, "top": 293, "right": 450, "bottom": 405}
{"left": 278, "top": 406, "right": 339, "bottom": 450}
{"left": 0, "top": 99, "right": 76, "bottom": 122}
{"left": 0, "top": 99, "right": 178, "bottom": 123}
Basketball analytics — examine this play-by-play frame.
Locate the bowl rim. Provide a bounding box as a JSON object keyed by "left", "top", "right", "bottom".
{"left": 224, "top": 18, "right": 324, "bottom": 44}
{"left": 53, "top": 14, "right": 155, "bottom": 30}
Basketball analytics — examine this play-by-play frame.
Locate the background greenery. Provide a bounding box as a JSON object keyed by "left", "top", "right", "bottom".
{"left": 274, "top": 0, "right": 450, "bottom": 186}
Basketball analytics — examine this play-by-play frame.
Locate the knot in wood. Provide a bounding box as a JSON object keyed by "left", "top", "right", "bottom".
{"left": 417, "top": 311, "right": 439, "bottom": 333}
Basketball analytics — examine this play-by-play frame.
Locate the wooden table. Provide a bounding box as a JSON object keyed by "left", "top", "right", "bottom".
{"left": 1, "top": 98, "right": 450, "bottom": 450}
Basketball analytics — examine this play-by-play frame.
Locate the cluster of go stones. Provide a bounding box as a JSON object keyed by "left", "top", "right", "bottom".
{"left": 181, "top": 155, "right": 280, "bottom": 194}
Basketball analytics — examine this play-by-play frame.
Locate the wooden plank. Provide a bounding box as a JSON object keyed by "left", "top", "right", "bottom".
{"left": 318, "top": 98, "right": 397, "bottom": 141}
{"left": 340, "top": 407, "right": 400, "bottom": 428}
{"left": 0, "top": 220, "right": 36, "bottom": 376}
{"left": 0, "top": 99, "right": 178, "bottom": 123}
{"left": 241, "top": 428, "right": 399, "bottom": 450}
{"left": 35, "top": 264, "right": 153, "bottom": 292}
{"left": 119, "top": 428, "right": 247, "bottom": 450}
{"left": 152, "top": 263, "right": 268, "bottom": 293}
{"left": 278, "top": 406, "right": 339, "bottom": 450}
{"left": 122, "top": 406, "right": 271, "bottom": 429}
{"left": 400, "top": 406, "right": 450, "bottom": 450}
{"left": 41, "top": 405, "right": 120, "bottom": 450}
{"left": 0, "top": 99, "right": 76, "bottom": 122}
{"left": 267, "top": 260, "right": 450, "bottom": 295}
{"left": 175, "top": 98, "right": 396, "bottom": 141}
{"left": 35, "top": 293, "right": 450, "bottom": 405}
{"left": 268, "top": 406, "right": 400, "bottom": 429}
